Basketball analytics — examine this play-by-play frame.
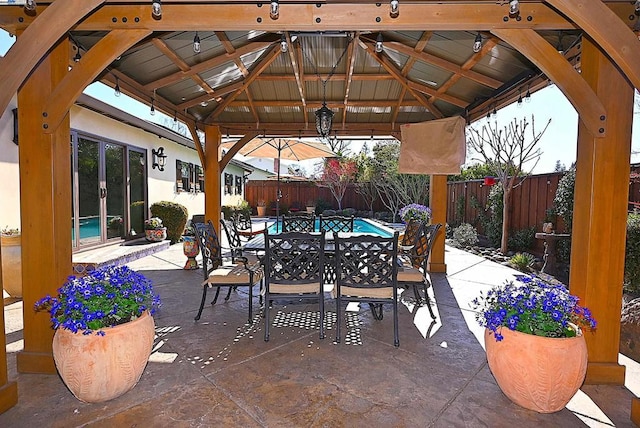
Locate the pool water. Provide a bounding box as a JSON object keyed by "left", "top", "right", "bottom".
{"left": 267, "top": 218, "right": 393, "bottom": 237}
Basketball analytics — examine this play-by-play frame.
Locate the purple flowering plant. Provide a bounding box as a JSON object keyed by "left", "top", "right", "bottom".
{"left": 398, "top": 203, "right": 431, "bottom": 224}
{"left": 471, "top": 274, "right": 596, "bottom": 342}
{"left": 35, "top": 265, "right": 161, "bottom": 336}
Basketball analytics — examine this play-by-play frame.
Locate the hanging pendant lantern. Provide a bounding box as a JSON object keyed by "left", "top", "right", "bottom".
{"left": 315, "top": 102, "right": 334, "bottom": 138}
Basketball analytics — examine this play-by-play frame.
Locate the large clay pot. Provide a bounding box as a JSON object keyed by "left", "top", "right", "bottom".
{"left": 52, "top": 311, "right": 155, "bottom": 403}
{"left": 256, "top": 205, "right": 267, "bottom": 217}
{"left": 1, "top": 234, "right": 22, "bottom": 298}
{"left": 145, "top": 227, "right": 167, "bottom": 242}
{"left": 485, "top": 328, "right": 588, "bottom": 413}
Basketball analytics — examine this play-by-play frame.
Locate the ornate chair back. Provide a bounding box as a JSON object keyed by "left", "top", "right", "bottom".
{"left": 319, "top": 215, "right": 354, "bottom": 232}
{"left": 282, "top": 214, "right": 315, "bottom": 232}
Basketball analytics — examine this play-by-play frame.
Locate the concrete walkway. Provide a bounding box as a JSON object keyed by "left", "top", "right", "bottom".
{"left": 1, "top": 244, "right": 638, "bottom": 427}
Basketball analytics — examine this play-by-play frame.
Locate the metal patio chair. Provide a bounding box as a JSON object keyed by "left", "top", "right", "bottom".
{"left": 397, "top": 223, "right": 442, "bottom": 319}
{"left": 319, "top": 214, "right": 354, "bottom": 232}
{"left": 193, "top": 220, "right": 263, "bottom": 322}
{"left": 333, "top": 231, "right": 400, "bottom": 347}
{"left": 263, "top": 231, "right": 326, "bottom": 341}
{"left": 282, "top": 214, "right": 315, "bottom": 232}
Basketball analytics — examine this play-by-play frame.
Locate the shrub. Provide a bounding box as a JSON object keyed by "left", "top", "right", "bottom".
{"left": 452, "top": 223, "right": 479, "bottom": 247}
{"left": 625, "top": 211, "right": 640, "bottom": 295}
{"left": 482, "top": 185, "right": 503, "bottom": 247}
{"left": 341, "top": 208, "right": 357, "bottom": 217}
{"left": 150, "top": 201, "right": 188, "bottom": 244}
{"left": 509, "top": 252, "right": 536, "bottom": 272}
{"left": 553, "top": 166, "right": 575, "bottom": 232}
{"left": 508, "top": 227, "right": 535, "bottom": 251}
{"left": 315, "top": 198, "right": 333, "bottom": 215}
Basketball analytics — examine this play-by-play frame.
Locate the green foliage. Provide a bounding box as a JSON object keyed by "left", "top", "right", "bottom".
{"left": 508, "top": 252, "right": 536, "bottom": 272}
{"left": 452, "top": 223, "right": 479, "bottom": 247}
{"left": 508, "top": 227, "right": 535, "bottom": 251}
{"left": 453, "top": 195, "right": 466, "bottom": 227}
{"left": 553, "top": 166, "right": 575, "bottom": 232}
{"left": 624, "top": 212, "right": 640, "bottom": 294}
{"left": 449, "top": 162, "right": 501, "bottom": 181}
{"left": 150, "top": 201, "right": 188, "bottom": 244}
{"left": 482, "top": 185, "right": 504, "bottom": 247}
{"left": 314, "top": 198, "right": 333, "bottom": 215}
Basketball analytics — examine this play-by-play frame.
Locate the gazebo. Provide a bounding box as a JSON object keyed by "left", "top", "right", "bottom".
{"left": 0, "top": 1, "right": 638, "bottom": 422}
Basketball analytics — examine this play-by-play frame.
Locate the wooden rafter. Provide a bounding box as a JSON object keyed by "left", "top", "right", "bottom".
{"left": 342, "top": 33, "right": 357, "bottom": 129}
{"left": 143, "top": 41, "right": 273, "bottom": 91}
{"left": 245, "top": 89, "right": 259, "bottom": 125}
{"left": 207, "top": 45, "right": 281, "bottom": 122}
{"left": 229, "top": 100, "right": 424, "bottom": 108}
{"left": 286, "top": 32, "right": 308, "bottom": 126}
{"left": 152, "top": 37, "right": 215, "bottom": 95}
{"left": 358, "top": 38, "right": 445, "bottom": 118}
{"left": 394, "top": 31, "right": 432, "bottom": 127}
{"left": 215, "top": 31, "right": 250, "bottom": 77}
{"left": 257, "top": 74, "right": 396, "bottom": 82}
{"left": 176, "top": 82, "right": 242, "bottom": 111}
{"left": 220, "top": 132, "right": 258, "bottom": 170}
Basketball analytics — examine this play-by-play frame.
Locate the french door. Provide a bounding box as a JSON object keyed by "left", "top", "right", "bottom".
{"left": 72, "top": 132, "right": 147, "bottom": 248}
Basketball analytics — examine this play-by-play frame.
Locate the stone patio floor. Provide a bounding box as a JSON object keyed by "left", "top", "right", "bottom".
{"left": 1, "top": 244, "right": 639, "bottom": 427}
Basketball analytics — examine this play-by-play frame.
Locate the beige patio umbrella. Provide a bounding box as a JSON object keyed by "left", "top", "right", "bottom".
{"left": 221, "top": 137, "right": 336, "bottom": 230}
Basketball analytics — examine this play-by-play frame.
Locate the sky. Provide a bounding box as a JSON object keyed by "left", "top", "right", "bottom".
{"left": 2, "top": 29, "right": 639, "bottom": 175}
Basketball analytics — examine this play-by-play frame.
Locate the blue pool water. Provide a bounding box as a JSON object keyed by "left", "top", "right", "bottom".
{"left": 267, "top": 218, "right": 393, "bottom": 237}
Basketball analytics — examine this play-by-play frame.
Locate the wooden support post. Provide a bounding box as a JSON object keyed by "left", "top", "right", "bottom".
{"left": 632, "top": 397, "right": 640, "bottom": 426}
{"left": 0, "top": 245, "right": 18, "bottom": 413}
{"left": 16, "top": 39, "right": 72, "bottom": 374}
{"left": 204, "top": 125, "right": 222, "bottom": 234}
{"left": 428, "top": 174, "right": 447, "bottom": 273}
{"left": 569, "top": 38, "right": 632, "bottom": 385}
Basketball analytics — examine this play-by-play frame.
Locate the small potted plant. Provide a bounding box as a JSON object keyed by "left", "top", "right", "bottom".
{"left": 1, "top": 226, "right": 22, "bottom": 298}
{"left": 306, "top": 199, "right": 316, "bottom": 214}
{"left": 398, "top": 203, "right": 432, "bottom": 224}
{"left": 34, "top": 265, "right": 161, "bottom": 403}
{"left": 471, "top": 274, "right": 597, "bottom": 413}
{"left": 144, "top": 216, "right": 167, "bottom": 242}
{"left": 256, "top": 199, "right": 267, "bottom": 217}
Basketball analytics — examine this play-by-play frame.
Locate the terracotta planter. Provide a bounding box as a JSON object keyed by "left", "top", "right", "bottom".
{"left": 52, "top": 311, "right": 155, "bottom": 403}
{"left": 1, "top": 234, "right": 22, "bottom": 298}
{"left": 145, "top": 227, "right": 167, "bottom": 242}
{"left": 182, "top": 235, "right": 199, "bottom": 270}
{"left": 484, "top": 328, "right": 588, "bottom": 413}
{"left": 256, "top": 206, "right": 267, "bottom": 217}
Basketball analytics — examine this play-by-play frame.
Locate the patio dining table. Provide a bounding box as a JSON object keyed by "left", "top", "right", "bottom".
{"left": 242, "top": 231, "right": 381, "bottom": 253}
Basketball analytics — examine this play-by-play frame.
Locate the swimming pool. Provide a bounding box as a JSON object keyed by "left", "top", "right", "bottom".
{"left": 267, "top": 217, "right": 394, "bottom": 237}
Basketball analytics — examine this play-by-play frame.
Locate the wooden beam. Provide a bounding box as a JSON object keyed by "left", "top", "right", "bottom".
{"left": 1, "top": 3, "right": 581, "bottom": 33}
{"left": 221, "top": 133, "right": 259, "bottom": 171}
{"left": 245, "top": 89, "right": 260, "bottom": 124}
{"left": 186, "top": 120, "right": 205, "bottom": 169}
{"left": 492, "top": 28, "right": 606, "bottom": 137}
{"left": 286, "top": 32, "right": 308, "bottom": 126}
{"left": 382, "top": 40, "right": 503, "bottom": 89}
{"left": 545, "top": 0, "right": 640, "bottom": 92}
{"left": 143, "top": 41, "right": 272, "bottom": 91}
{"left": 204, "top": 125, "right": 222, "bottom": 235}
{"left": 407, "top": 81, "right": 469, "bottom": 109}
{"left": 0, "top": 0, "right": 105, "bottom": 121}
{"left": 391, "top": 87, "right": 407, "bottom": 128}
{"left": 216, "top": 31, "right": 250, "bottom": 77}
{"left": 359, "top": 39, "right": 444, "bottom": 118}
{"left": 257, "top": 74, "right": 395, "bottom": 82}
{"left": 569, "top": 37, "right": 632, "bottom": 386}
{"left": 216, "top": 122, "right": 400, "bottom": 136}
{"left": 207, "top": 46, "right": 281, "bottom": 121}
{"left": 438, "top": 34, "right": 498, "bottom": 95}
{"left": 43, "top": 29, "right": 151, "bottom": 133}
{"left": 17, "top": 39, "right": 71, "bottom": 375}
{"left": 0, "top": 242, "right": 17, "bottom": 413}
{"left": 175, "top": 82, "right": 242, "bottom": 111}
{"left": 342, "top": 34, "right": 357, "bottom": 129}
{"left": 229, "top": 100, "right": 423, "bottom": 108}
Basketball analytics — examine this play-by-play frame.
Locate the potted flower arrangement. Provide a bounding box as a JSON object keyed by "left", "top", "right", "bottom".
{"left": 471, "top": 274, "right": 597, "bottom": 413}
{"left": 144, "top": 216, "right": 167, "bottom": 242}
{"left": 256, "top": 199, "right": 267, "bottom": 217}
{"left": 182, "top": 225, "right": 199, "bottom": 270}
{"left": 34, "top": 265, "right": 161, "bottom": 403}
{"left": 398, "top": 203, "right": 431, "bottom": 224}
{"left": 1, "top": 226, "right": 22, "bottom": 298}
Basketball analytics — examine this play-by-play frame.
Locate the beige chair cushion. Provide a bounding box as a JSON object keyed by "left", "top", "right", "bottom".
{"left": 335, "top": 285, "right": 393, "bottom": 299}
{"left": 268, "top": 282, "right": 321, "bottom": 294}
{"left": 204, "top": 263, "right": 264, "bottom": 285}
{"left": 397, "top": 266, "right": 424, "bottom": 283}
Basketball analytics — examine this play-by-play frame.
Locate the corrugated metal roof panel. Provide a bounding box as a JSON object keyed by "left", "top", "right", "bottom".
{"left": 199, "top": 63, "right": 244, "bottom": 88}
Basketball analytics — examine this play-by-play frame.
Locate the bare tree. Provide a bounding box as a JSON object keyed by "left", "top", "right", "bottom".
{"left": 467, "top": 116, "right": 550, "bottom": 253}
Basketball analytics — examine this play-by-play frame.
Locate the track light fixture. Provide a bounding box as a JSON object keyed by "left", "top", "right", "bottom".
{"left": 375, "top": 33, "right": 384, "bottom": 53}
{"left": 389, "top": 0, "right": 399, "bottom": 18}
{"left": 509, "top": 0, "right": 520, "bottom": 17}
{"left": 151, "top": 0, "right": 162, "bottom": 18}
{"left": 473, "top": 33, "right": 482, "bottom": 53}
{"left": 193, "top": 32, "right": 201, "bottom": 54}
{"left": 280, "top": 34, "right": 288, "bottom": 53}
{"left": 24, "top": 0, "right": 36, "bottom": 12}
{"left": 270, "top": 0, "right": 279, "bottom": 20}
{"left": 114, "top": 77, "right": 121, "bottom": 97}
